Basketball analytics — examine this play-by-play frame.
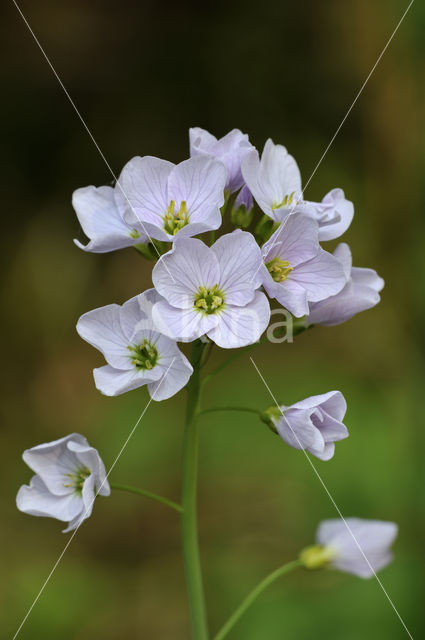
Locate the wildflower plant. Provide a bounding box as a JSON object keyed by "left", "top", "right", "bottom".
{"left": 17, "top": 128, "right": 396, "bottom": 639}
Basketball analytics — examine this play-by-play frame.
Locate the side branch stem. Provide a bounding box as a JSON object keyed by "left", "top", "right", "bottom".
{"left": 213, "top": 560, "right": 302, "bottom": 640}
{"left": 110, "top": 482, "right": 182, "bottom": 513}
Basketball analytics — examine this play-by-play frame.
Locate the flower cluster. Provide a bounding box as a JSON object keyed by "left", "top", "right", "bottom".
{"left": 17, "top": 127, "right": 396, "bottom": 600}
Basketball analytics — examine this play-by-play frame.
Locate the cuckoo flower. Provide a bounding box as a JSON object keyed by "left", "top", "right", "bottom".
{"left": 77, "top": 289, "right": 193, "bottom": 399}
{"left": 242, "top": 138, "right": 302, "bottom": 219}
{"left": 189, "top": 127, "right": 254, "bottom": 193}
{"left": 301, "top": 519, "right": 398, "bottom": 578}
{"left": 152, "top": 231, "right": 270, "bottom": 348}
{"left": 307, "top": 243, "right": 384, "bottom": 326}
{"left": 264, "top": 391, "right": 348, "bottom": 461}
{"left": 73, "top": 184, "right": 149, "bottom": 253}
{"left": 261, "top": 214, "right": 347, "bottom": 317}
{"left": 298, "top": 188, "right": 354, "bottom": 241}
{"left": 16, "top": 433, "right": 110, "bottom": 532}
{"left": 116, "top": 154, "right": 227, "bottom": 242}
{"left": 242, "top": 140, "right": 354, "bottom": 240}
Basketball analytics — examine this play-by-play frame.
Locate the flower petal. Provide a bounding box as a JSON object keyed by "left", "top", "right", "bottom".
{"left": 206, "top": 291, "right": 270, "bottom": 348}
{"left": 93, "top": 364, "right": 160, "bottom": 397}
{"left": 77, "top": 304, "right": 132, "bottom": 369}
{"left": 17, "top": 475, "right": 83, "bottom": 522}
{"left": 148, "top": 351, "right": 193, "bottom": 401}
{"left": 73, "top": 186, "right": 138, "bottom": 253}
{"left": 212, "top": 230, "right": 263, "bottom": 305}
{"left": 152, "top": 300, "right": 219, "bottom": 342}
{"left": 291, "top": 248, "right": 347, "bottom": 302}
{"left": 152, "top": 237, "right": 220, "bottom": 308}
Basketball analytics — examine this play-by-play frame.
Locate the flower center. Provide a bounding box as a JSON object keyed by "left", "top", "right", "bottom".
{"left": 127, "top": 339, "right": 158, "bottom": 370}
{"left": 271, "top": 191, "right": 296, "bottom": 210}
{"left": 63, "top": 466, "right": 91, "bottom": 495}
{"left": 266, "top": 257, "right": 293, "bottom": 282}
{"left": 163, "top": 200, "right": 189, "bottom": 235}
{"left": 194, "top": 285, "right": 225, "bottom": 315}
{"left": 129, "top": 229, "right": 141, "bottom": 239}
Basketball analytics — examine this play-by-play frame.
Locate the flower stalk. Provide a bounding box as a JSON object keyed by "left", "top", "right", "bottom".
{"left": 110, "top": 482, "right": 183, "bottom": 513}
{"left": 181, "top": 339, "right": 209, "bottom": 639}
{"left": 213, "top": 559, "right": 302, "bottom": 640}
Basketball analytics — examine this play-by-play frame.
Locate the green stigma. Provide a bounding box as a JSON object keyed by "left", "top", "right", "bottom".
{"left": 163, "top": 200, "right": 189, "bottom": 235}
{"left": 266, "top": 257, "right": 293, "bottom": 282}
{"left": 129, "top": 229, "right": 141, "bottom": 239}
{"left": 127, "top": 339, "right": 158, "bottom": 370}
{"left": 63, "top": 466, "right": 91, "bottom": 495}
{"left": 271, "top": 192, "right": 296, "bottom": 210}
{"left": 194, "top": 284, "right": 225, "bottom": 315}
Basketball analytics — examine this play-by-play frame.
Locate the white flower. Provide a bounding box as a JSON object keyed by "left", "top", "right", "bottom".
{"left": 16, "top": 433, "right": 110, "bottom": 532}
{"left": 73, "top": 184, "right": 149, "bottom": 253}
{"left": 260, "top": 214, "right": 347, "bottom": 317}
{"left": 268, "top": 391, "right": 348, "bottom": 461}
{"left": 152, "top": 231, "right": 270, "bottom": 348}
{"left": 242, "top": 140, "right": 354, "bottom": 240}
{"left": 189, "top": 127, "right": 254, "bottom": 193}
{"left": 116, "top": 154, "right": 227, "bottom": 242}
{"left": 303, "top": 518, "right": 398, "bottom": 578}
{"left": 306, "top": 243, "right": 384, "bottom": 326}
{"left": 298, "top": 188, "right": 354, "bottom": 242}
{"left": 77, "top": 289, "right": 193, "bottom": 399}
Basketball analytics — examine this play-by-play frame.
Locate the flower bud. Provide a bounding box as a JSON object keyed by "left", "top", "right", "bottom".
{"left": 231, "top": 185, "right": 254, "bottom": 228}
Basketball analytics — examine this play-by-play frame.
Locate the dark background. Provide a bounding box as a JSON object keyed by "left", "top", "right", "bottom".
{"left": 2, "top": 1, "right": 424, "bottom": 638}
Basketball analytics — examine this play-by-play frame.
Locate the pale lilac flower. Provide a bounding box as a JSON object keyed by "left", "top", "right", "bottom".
{"left": 261, "top": 214, "right": 347, "bottom": 317}
{"left": 242, "top": 141, "right": 354, "bottom": 240}
{"left": 16, "top": 434, "right": 110, "bottom": 532}
{"left": 189, "top": 127, "right": 254, "bottom": 193}
{"left": 307, "top": 243, "right": 384, "bottom": 326}
{"left": 298, "top": 188, "right": 354, "bottom": 241}
{"left": 314, "top": 518, "right": 398, "bottom": 577}
{"left": 116, "top": 155, "right": 227, "bottom": 242}
{"left": 152, "top": 231, "right": 270, "bottom": 348}
{"left": 73, "top": 184, "right": 149, "bottom": 253}
{"left": 77, "top": 289, "right": 193, "bottom": 399}
{"left": 270, "top": 391, "right": 348, "bottom": 461}
{"left": 241, "top": 138, "right": 302, "bottom": 219}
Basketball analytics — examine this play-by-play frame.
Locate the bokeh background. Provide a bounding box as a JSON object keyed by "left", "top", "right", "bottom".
{"left": 2, "top": 0, "right": 425, "bottom": 638}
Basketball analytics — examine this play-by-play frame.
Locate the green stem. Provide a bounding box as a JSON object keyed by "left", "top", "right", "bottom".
{"left": 213, "top": 560, "right": 302, "bottom": 640}
{"left": 181, "top": 340, "right": 209, "bottom": 639}
{"left": 110, "top": 482, "right": 183, "bottom": 513}
{"left": 200, "top": 406, "right": 261, "bottom": 417}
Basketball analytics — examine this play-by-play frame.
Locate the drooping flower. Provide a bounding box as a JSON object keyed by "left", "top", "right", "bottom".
{"left": 72, "top": 184, "right": 149, "bottom": 253}
{"left": 306, "top": 243, "right": 384, "bottom": 326}
{"left": 189, "top": 127, "right": 254, "bottom": 193}
{"left": 242, "top": 138, "right": 302, "bottom": 219}
{"left": 77, "top": 289, "right": 193, "bottom": 399}
{"left": 300, "top": 518, "right": 398, "bottom": 578}
{"left": 116, "top": 154, "right": 227, "bottom": 242}
{"left": 16, "top": 433, "right": 110, "bottom": 532}
{"left": 263, "top": 391, "right": 348, "bottom": 461}
{"left": 298, "top": 188, "right": 354, "bottom": 241}
{"left": 242, "top": 140, "right": 354, "bottom": 240}
{"left": 152, "top": 231, "right": 270, "bottom": 348}
{"left": 260, "top": 214, "right": 347, "bottom": 317}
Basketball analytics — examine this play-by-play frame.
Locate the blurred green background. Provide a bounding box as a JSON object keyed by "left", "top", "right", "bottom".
{"left": 2, "top": 0, "right": 425, "bottom": 638}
